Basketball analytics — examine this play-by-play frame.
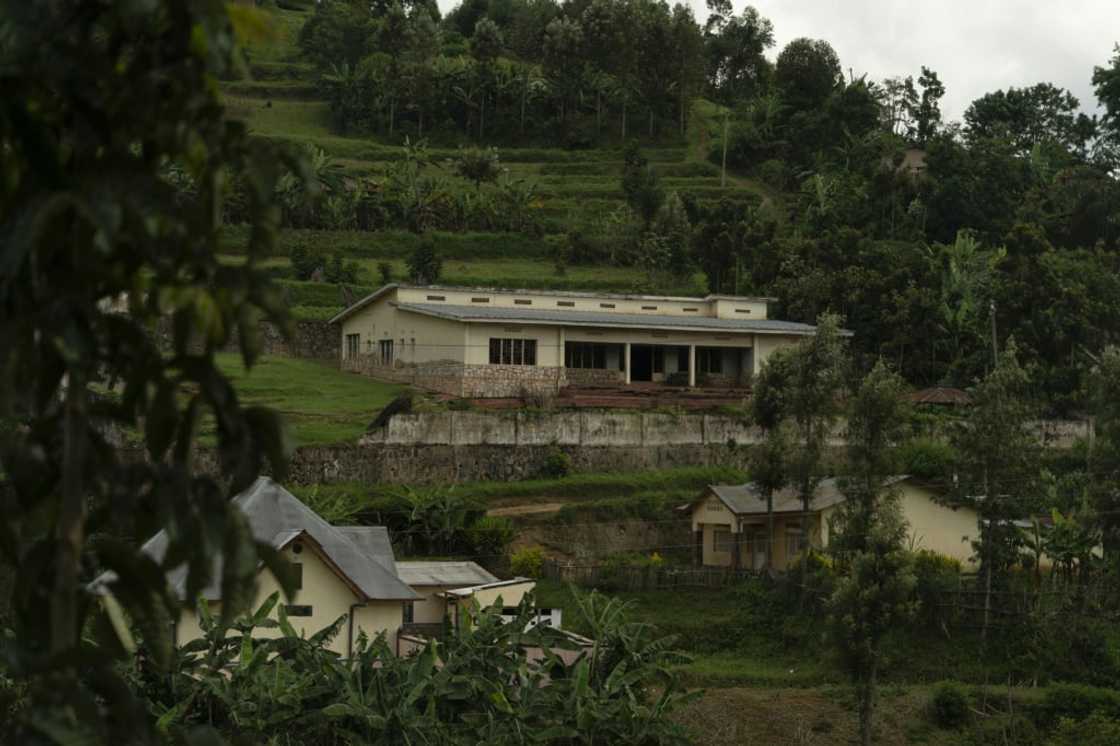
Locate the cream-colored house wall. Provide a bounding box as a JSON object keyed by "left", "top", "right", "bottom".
{"left": 898, "top": 485, "right": 978, "bottom": 566}
{"left": 409, "top": 585, "right": 452, "bottom": 624}
{"left": 395, "top": 286, "right": 771, "bottom": 319}
{"left": 462, "top": 323, "right": 563, "bottom": 367}
{"left": 469, "top": 581, "right": 534, "bottom": 609}
{"left": 174, "top": 542, "right": 403, "bottom": 656}
{"left": 699, "top": 516, "right": 820, "bottom": 569}
{"left": 752, "top": 334, "right": 802, "bottom": 375}
{"left": 341, "top": 293, "right": 470, "bottom": 365}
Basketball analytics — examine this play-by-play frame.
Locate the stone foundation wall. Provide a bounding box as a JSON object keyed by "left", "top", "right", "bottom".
{"left": 343, "top": 356, "right": 566, "bottom": 398}
{"left": 564, "top": 368, "right": 626, "bottom": 386}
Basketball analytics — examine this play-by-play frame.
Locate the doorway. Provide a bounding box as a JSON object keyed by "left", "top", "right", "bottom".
{"left": 630, "top": 344, "right": 653, "bottom": 382}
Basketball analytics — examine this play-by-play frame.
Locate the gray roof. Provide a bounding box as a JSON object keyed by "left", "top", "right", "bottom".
{"left": 131, "top": 478, "right": 419, "bottom": 602}
{"left": 397, "top": 303, "right": 820, "bottom": 336}
{"left": 395, "top": 561, "right": 499, "bottom": 587}
{"left": 329, "top": 283, "right": 779, "bottom": 324}
{"left": 707, "top": 476, "right": 912, "bottom": 515}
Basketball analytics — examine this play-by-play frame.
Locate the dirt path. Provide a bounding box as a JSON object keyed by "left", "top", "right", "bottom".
{"left": 487, "top": 502, "right": 565, "bottom": 518}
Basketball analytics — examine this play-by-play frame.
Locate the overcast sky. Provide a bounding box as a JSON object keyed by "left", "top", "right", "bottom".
{"left": 437, "top": 0, "right": 1119, "bottom": 121}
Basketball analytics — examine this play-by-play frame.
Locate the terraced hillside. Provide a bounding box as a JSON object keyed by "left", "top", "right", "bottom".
{"left": 222, "top": 4, "right": 775, "bottom": 322}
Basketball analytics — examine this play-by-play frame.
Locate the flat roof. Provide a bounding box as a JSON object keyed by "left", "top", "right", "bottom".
{"left": 397, "top": 303, "right": 821, "bottom": 336}
{"left": 329, "top": 283, "right": 778, "bottom": 324}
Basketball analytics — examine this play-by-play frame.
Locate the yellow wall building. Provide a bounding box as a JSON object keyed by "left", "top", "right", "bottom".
{"left": 691, "top": 477, "right": 980, "bottom": 571}
{"left": 331, "top": 284, "right": 824, "bottom": 397}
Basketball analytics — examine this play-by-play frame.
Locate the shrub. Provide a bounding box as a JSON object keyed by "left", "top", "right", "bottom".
{"left": 757, "top": 158, "right": 790, "bottom": 190}
{"left": 377, "top": 260, "right": 393, "bottom": 285}
{"left": 912, "top": 549, "right": 962, "bottom": 628}
{"left": 898, "top": 437, "right": 958, "bottom": 481}
{"left": 541, "top": 447, "right": 571, "bottom": 478}
{"left": 931, "top": 681, "right": 971, "bottom": 729}
{"left": 466, "top": 516, "right": 515, "bottom": 561}
{"left": 1047, "top": 714, "right": 1120, "bottom": 746}
{"left": 406, "top": 239, "right": 442, "bottom": 284}
{"left": 1035, "top": 684, "right": 1120, "bottom": 724}
{"left": 511, "top": 547, "right": 545, "bottom": 578}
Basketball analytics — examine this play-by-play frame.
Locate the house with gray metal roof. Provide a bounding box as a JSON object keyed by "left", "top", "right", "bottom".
{"left": 331, "top": 284, "right": 829, "bottom": 398}
{"left": 690, "top": 476, "right": 980, "bottom": 572}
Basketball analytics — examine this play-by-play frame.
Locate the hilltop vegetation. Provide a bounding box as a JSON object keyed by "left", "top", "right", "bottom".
{"left": 222, "top": 1, "right": 1120, "bottom": 412}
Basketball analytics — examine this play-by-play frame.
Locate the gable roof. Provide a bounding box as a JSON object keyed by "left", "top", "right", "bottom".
{"left": 133, "top": 478, "right": 419, "bottom": 602}
{"left": 397, "top": 302, "right": 821, "bottom": 336}
{"left": 705, "top": 476, "right": 913, "bottom": 515}
{"left": 395, "top": 561, "right": 499, "bottom": 587}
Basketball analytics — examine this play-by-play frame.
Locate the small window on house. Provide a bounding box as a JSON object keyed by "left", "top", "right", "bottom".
{"left": 284, "top": 605, "right": 312, "bottom": 617}
{"left": 641, "top": 305, "right": 658, "bottom": 311}
{"left": 697, "top": 348, "right": 723, "bottom": 375}
{"left": 683, "top": 307, "right": 699, "bottom": 313}
{"left": 713, "top": 528, "right": 733, "bottom": 553}
{"left": 734, "top": 308, "right": 752, "bottom": 314}
{"left": 288, "top": 563, "right": 303, "bottom": 590}
{"left": 514, "top": 299, "right": 532, "bottom": 305}
{"left": 379, "top": 339, "right": 394, "bottom": 366}
{"left": 557, "top": 301, "right": 575, "bottom": 307}
{"left": 403, "top": 601, "right": 415, "bottom": 624}
{"left": 426, "top": 295, "right": 446, "bottom": 301}
{"left": 471, "top": 297, "right": 490, "bottom": 303}
{"left": 489, "top": 338, "right": 537, "bottom": 365}
{"left": 600, "top": 303, "right": 616, "bottom": 309}
{"left": 345, "top": 333, "right": 360, "bottom": 359}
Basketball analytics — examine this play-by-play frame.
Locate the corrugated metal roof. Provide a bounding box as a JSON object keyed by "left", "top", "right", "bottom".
{"left": 395, "top": 561, "right": 499, "bottom": 587}
{"left": 131, "top": 478, "right": 420, "bottom": 602}
{"left": 708, "top": 476, "right": 912, "bottom": 515}
{"left": 397, "top": 303, "right": 821, "bottom": 335}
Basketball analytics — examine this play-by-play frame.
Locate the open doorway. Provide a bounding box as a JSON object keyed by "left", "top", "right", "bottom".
{"left": 630, "top": 344, "right": 653, "bottom": 381}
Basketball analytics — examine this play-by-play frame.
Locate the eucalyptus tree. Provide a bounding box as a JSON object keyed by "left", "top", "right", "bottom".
{"left": 828, "top": 360, "right": 915, "bottom": 746}
{"left": 749, "top": 351, "right": 794, "bottom": 569}
{"left": 542, "top": 16, "right": 585, "bottom": 127}
{"left": 703, "top": 2, "right": 775, "bottom": 104}
{"left": 0, "top": 0, "right": 303, "bottom": 742}
{"left": 470, "top": 16, "right": 505, "bottom": 139}
{"left": 669, "top": 3, "right": 706, "bottom": 136}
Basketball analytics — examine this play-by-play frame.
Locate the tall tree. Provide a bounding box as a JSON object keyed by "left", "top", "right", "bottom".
{"left": 1092, "top": 45, "right": 1120, "bottom": 167}
{"left": 470, "top": 16, "right": 505, "bottom": 139}
{"left": 750, "top": 350, "right": 793, "bottom": 568}
{"left": 542, "top": 16, "right": 584, "bottom": 126}
{"left": 704, "top": 4, "right": 774, "bottom": 104}
{"left": 828, "top": 360, "right": 915, "bottom": 746}
{"left": 774, "top": 37, "right": 842, "bottom": 112}
{"left": 911, "top": 66, "right": 945, "bottom": 146}
{"left": 669, "top": 3, "right": 706, "bottom": 137}
{"left": 784, "top": 313, "right": 849, "bottom": 551}
{"left": 964, "top": 82, "right": 1096, "bottom": 159}
{"left": 0, "top": 0, "right": 299, "bottom": 741}
{"left": 951, "top": 342, "right": 1038, "bottom": 640}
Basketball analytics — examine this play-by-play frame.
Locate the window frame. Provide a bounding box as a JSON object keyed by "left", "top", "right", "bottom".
{"left": 713, "top": 528, "right": 734, "bottom": 553}
{"left": 489, "top": 338, "right": 537, "bottom": 366}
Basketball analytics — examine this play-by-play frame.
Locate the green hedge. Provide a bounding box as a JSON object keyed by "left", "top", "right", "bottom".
{"left": 223, "top": 227, "right": 555, "bottom": 260}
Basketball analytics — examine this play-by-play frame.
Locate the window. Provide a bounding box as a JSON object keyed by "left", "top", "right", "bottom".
{"left": 489, "top": 338, "right": 537, "bottom": 365}
{"left": 683, "top": 307, "right": 699, "bottom": 313}
{"left": 514, "top": 299, "right": 532, "bottom": 305}
{"left": 402, "top": 601, "right": 414, "bottom": 624}
{"left": 786, "top": 528, "right": 806, "bottom": 556}
{"left": 471, "top": 297, "right": 490, "bottom": 303}
{"left": 565, "top": 342, "right": 607, "bottom": 369}
{"left": 426, "top": 295, "right": 446, "bottom": 301}
{"left": 735, "top": 308, "right": 752, "bottom": 314}
{"left": 698, "top": 348, "right": 723, "bottom": 374}
{"left": 557, "top": 300, "right": 575, "bottom": 307}
{"left": 378, "top": 339, "right": 394, "bottom": 366}
{"left": 284, "top": 562, "right": 303, "bottom": 590}
{"left": 345, "top": 333, "right": 360, "bottom": 359}
{"left": 284, "top": 605, "right": 312, "bottom": 617}
{"left": 600, "top": 302, "right": 615, "bottom": 309}
{"left": 713, "top": 528, "right": 733, "bottom": 553}
{"left": 641, "top": 305, "right": 657, "bottom": 311}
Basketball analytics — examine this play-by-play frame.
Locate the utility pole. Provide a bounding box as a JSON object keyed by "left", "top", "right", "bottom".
{"left": 721, "top": 108, "right": 729, "bottom": 188}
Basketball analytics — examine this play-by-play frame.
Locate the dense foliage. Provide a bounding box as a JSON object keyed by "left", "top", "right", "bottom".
{"left": 125, "top": 590, "right": 697, "bottom": 745}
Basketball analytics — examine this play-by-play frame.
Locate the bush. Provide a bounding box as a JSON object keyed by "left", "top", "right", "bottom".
{"left": 931, "top": 681, "right": 971, "bottom": 729}
{"left": 912, "top": 549, "right": 962, "bottom": 628}
{"left": 756, "top": 158, "right": 790, "bottom": 190}
{"left": 511, "top": 547, "right": 545, "bottom": 578}
{"left": 1035, "top": 683, "right": 1120, "bottom": 724}
{"left": 466, "top": 516, "right": 515, "bottom": 561}
{"left": 898, "top": 437, "right": 958, "bottom": 481}
{"left": 377, "top": 260, "right": 393, "bottom": 285}
{"left": 406, "top": 239, "right": 442, "bottom": 284}
{"left": 1047, "top": 714, "right": 1120, "bottom": 746}
{"left": 541, "top": 447, "right": 571, "bottom": 478}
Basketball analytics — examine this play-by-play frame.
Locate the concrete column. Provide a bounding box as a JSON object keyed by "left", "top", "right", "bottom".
{"left": 624, "top": 342, "right": 631, "bottom": 385}
{"left": 688, "top": 344, "right": 696, "bottom": 387}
